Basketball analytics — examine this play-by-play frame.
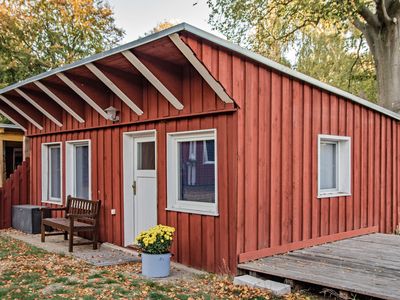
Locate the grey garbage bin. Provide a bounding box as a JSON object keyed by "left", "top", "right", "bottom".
{"left": 12, "top": 205, "right": 50, "bottom": 234}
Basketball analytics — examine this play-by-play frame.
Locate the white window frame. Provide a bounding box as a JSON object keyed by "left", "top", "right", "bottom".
{"left": 167, "top": 129, "right": 218, "bottom": 216}
{"left": 318, "top": 134, "right": 351, "bottom": 198}
{"left": 41, "top": 142, "right": 62, "bottom": 205}
{"left": 66, "top": 139, "right": 91, "bottom": 200}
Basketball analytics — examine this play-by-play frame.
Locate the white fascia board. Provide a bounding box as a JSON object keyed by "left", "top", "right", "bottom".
{"left": 122, "top": 51, "right": 184, "bottom": 110}
{"left": 33, "top": 81, "right": 85, "bottom": 123}
{"left": 0, "top": 95, "right": 42, "bottom": 130}
{"left": 15, "top": 88, "right": 63, "bottom": 127}
{"left": 169, "top": 33, "right": 234, "bottom": 104}
{"left": 56, "top": 73, "right": 109, "bottom": 120}
{"left": 0, "top": 108, "right": 27, "bottom": 131}
{"left": 85, "top": 63, "right": 143, "bottom": 115}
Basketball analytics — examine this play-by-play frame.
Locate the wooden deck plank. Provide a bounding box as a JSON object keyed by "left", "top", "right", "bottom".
{"left": 291, "top": 248, "right": 400, "bottom": 271}
{"left": 239, "top": 259, "right": 400, "bottom": 300}
{"left": 351, "top": 233, "right": 400, "bottom": 245}
{"left": 290, "top": 255, "right": 399, "bottom": 279}
{"left": 301, "top": 237, "right": 400, "bottom": 255}
{"left": 302, "top": 242, "right": 400, "bottom": 260}
{"left": 238, "top": 233, "right": 400, "bottom": 299}
{"left": 273, "top": 254, "right": 400, "bottom": 280}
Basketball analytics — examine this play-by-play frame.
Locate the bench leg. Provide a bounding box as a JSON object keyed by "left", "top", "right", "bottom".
{"left": 93, "top": 231, "right": 98, "bottom": 250}
{"left": 41, "top": 222, "right": 45, "bottom": 243}
{"left": 64, "top": 231, "right": 68, "bottom": 240}
{"left": 69, "top": 230, "right": 73, "bottom": 252}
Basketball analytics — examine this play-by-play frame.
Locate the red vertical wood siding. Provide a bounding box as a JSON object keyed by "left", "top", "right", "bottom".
{"left": 23, "top": 33, "right": 400, "bottom": 273}
{"left": 26, "top": 35, "right": 237, "bottom": 273}
{"left": 28, "top": 114, "right": 236, "bottom": 272}
{"left": 184, "top": 34, "right": 400, "bottom": 265}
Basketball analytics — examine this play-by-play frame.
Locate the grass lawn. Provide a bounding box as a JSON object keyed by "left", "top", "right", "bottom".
{"left": 0, "top": 235, "right": 312, "bottom": 299}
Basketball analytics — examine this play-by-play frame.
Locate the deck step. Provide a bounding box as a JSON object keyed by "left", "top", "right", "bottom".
{"left": 233, "top": 275, "right": 291, "bottom": 296}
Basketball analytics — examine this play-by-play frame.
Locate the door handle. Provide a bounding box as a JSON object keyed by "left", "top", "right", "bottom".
{"left": 132, "top": 181, "right": 137, "bottom": 195}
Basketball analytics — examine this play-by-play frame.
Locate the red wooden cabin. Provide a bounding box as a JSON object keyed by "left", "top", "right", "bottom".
{"left": 0, "top": 23, "right": 399, "bottom": 274}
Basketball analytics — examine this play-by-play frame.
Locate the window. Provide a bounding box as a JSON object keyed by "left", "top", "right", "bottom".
{"left": 318, "top": 135, "right": 351, "bottom": 198}
{"left": 203, "top": 140, "right": 215, "bottom": 164}
{"left": 167, "top": 129, "right": 218, "bottom": 216}
{"left": 42, "top": 143, "right": 62, "bottom": 203}
{"left": 137, "top": 141, "right": 155, "bottom": 170}
{"left": 66, "top": 140, "right": 91, "bottom": 199}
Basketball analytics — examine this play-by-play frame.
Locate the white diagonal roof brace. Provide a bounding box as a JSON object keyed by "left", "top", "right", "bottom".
{"left": 0, "top": 108, "right": 27, "bottom": 131}
{"left": 169, "top": 33, "right": 234, "bottom": 104}
{"left": 122, "top": 51, "right": 184, "bottom": 110}
{"left": 33, "top": 81, "right": 85, "bottom": 123}
{"left": 0, "top": 95, "right": 43, "bottom": 130}
{"left": 15, "top": 88, "right": 63, "bottom": 127}
{"left": 85, "top": 63, "right": 143, "bottom": 115}
{"left": 56, "top": 73, "right": 110, "bottom": 120}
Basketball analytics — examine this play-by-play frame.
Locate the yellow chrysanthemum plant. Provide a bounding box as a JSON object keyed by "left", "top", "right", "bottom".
{"left": 135, "top": 224, "right": 175, "bottom": 254}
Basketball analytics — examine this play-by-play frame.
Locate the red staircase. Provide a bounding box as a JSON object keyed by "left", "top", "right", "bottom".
{"left": 0, "top": 159, "right": 30, "bottom": 229}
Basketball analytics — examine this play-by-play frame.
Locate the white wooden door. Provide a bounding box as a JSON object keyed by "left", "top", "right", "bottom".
{"left": 133, "top": 136, "right": 157, "bottom": 239}
{"left": 123, "top": 131, "right": 157, "bottom": 246}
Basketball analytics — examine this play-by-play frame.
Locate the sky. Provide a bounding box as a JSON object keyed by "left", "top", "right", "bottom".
{"left": 107, "top": 0, "right": 223, "bottom": 44}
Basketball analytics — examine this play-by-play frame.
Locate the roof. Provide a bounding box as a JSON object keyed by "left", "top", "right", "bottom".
{"left": 0, "top": 123, "right": 23, "bottom": 130}
{"left": 0, "top": 22, "right": 398, "bottom": 121}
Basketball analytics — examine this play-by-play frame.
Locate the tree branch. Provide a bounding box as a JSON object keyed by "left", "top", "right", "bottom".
{"left": 348, "top": 37, "right": 364, "bottom": 90}
{"left": 376, "top": 0, "right": 395, "bottom": 25}
{"left": 358, "top": 5, "right": 381, "bottom": 28}
{"left": 387, "top": 0, "right": 400, "bottom": 19}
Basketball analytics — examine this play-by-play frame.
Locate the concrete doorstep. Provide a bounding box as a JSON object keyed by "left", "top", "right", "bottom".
{"left": 233, "top": 275, "right": 291, "bottom": 296}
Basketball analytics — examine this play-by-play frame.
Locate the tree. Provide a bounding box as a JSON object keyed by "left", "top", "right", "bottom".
{"left": 0, "top": 0, "right": 124, "bottom": 88}
{"left": 143, "top": 20, "right": 178, "bottom": 36}
{"left": 208, "top": 0, "right": 400, "bottom": 110}
{"left": 295, "top": 27, "right": 377, "bottom": 101}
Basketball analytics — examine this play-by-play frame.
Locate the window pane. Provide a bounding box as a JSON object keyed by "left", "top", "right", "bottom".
{"left": 320, "top": 142, "right": 337, "bottom": 190}
{"left": 178, "top": 140, "right": 215, "bottom": 203}
{"left": 137, "top": 141, "right": 155, "bottom": 170}
{"left": 49, "top": 146, "right": 61, "bottom": 199}
{"left": 203, "top": 140, "right": 215, "bottom": 163}
{"left": 75, "top": 145, "right": 89, "bottom": 199}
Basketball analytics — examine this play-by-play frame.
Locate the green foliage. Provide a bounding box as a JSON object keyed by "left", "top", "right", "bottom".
{"left": 295, "top": 28, "right": 377, "bottom": 101}
{"left": 0, "top": 0, "right": 124, "bottom": 88}
{"left": 208, "top": 0, "right": 378, "bottom": 101}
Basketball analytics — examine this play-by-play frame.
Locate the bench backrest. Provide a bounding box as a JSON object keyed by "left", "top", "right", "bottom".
{"left": 66, "top": 196, "right": 101, "bottom": 224}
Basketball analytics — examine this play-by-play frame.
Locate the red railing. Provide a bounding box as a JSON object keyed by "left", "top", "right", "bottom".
{"left": 0, "top": 159, "right": 30, "bottom": 229}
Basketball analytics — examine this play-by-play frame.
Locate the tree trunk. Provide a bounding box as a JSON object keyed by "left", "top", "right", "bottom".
{"left": 365, "top": 22, "right": 400, "bottom": 111}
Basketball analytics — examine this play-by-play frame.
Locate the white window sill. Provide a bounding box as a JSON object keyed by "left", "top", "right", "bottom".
{"left": 42, "top": 200, "right": 63, "bottom": 206}
{"left": 166, "top": 207, "right": 219, "bottom": 216}
{"left": 318, "top": 192, "right": 351, "bottom": 199}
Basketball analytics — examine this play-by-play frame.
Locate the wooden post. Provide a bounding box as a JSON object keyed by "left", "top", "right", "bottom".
{"left": 23, "top": 136, "right": 30, "bottom": 160}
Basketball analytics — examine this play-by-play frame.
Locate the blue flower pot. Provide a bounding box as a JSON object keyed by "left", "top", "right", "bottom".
{"left": 141, "top": 252, "right": 171, "bottom": 278}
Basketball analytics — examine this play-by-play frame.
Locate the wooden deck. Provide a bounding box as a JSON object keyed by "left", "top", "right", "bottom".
{"left": 238, "top": 233, "right": 400, "bottom": 299}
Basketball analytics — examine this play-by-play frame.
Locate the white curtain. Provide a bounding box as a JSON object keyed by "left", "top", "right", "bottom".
{"left": 187, "top": 141, "right": 196, "bottom": 185}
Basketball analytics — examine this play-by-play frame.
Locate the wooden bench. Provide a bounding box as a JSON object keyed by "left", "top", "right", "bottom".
{"left": 40, "top": 196, "right": 101, "bottom": 252}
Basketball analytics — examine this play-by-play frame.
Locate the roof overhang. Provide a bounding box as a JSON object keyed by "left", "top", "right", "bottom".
{"left": 0, "top": 22, "right": 398, "bottom": 125}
